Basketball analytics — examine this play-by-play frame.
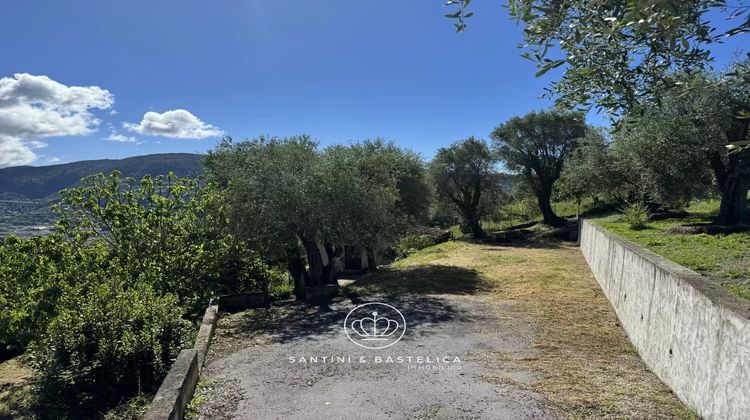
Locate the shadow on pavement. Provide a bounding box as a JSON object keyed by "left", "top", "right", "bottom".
{"left": 217, "top": 265, "right": 485, "bottom": 345}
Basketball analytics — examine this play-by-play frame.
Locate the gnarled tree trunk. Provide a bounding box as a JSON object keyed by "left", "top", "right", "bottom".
{"left": 299, "top": 234, "right": 338, "bottom": 287}
{"left": 459, "top": 206, "right": 485, "bottom": 238}
{"left": 285, "top": 243, "right": 309, "bottom": 300}
{"left": 716, "top": 170, "right": 750, "bottom": 225}
{"left": 321, "top": 242, "right": 338, "bottom": 285}
{"left": 534, "top": 180, "right": 565, "bottom": 227}
{"left": 713, "top": 120, "right": 750, "bottom": 226}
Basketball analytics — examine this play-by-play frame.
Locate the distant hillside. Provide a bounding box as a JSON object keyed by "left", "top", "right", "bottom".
{"left": 0, "top": 153, "right": 204, "bottom": 199}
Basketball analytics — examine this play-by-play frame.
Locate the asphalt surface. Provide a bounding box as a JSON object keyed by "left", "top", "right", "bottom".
{"left": 194, "top": 293, "right": 557, "bottom": 420}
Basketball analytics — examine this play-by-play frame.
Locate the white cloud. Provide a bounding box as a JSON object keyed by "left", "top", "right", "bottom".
{"left": 0, "top": 135, "right": 36, "bottom": 168}
{"left": 0, "top": 73, "right": 114, "bottom": 167}
{"left": 123, "top": 109, "right": 222, "bottom": 139}
{"left": 106, "top": 132, "right": 139, "bottom": 143}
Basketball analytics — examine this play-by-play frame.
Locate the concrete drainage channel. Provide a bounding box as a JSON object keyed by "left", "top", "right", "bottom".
{"left": 143, "top": 293, "right": 269, "bottom": 420}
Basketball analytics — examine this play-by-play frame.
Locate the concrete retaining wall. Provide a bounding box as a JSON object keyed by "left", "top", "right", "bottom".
{"left": 143, "top": 349, "right": 199, "bottom": 420}
{"left": 579, "top": 219, "right": 750, "bottom": 420}
{"left": 143, "top": 304, "right": 219, "bottom": 420}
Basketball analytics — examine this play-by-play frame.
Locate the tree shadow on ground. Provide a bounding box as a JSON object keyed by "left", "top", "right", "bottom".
{"left": 215, "top": 265, "right": 485, "bottom": 345}
{"left": 349, "top": 265, "right": 488, "bottom": 295}
{"left": 475, "top": 219, "right": 579, "bottom": 249}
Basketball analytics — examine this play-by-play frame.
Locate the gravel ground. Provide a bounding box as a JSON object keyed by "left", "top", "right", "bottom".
{"left": 192, "top": 293, "right": 557, "bottom": 420}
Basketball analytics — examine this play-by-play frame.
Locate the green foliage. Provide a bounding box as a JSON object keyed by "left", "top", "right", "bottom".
{"left": 557, "top": 129, "right": 627, "bottom": 203}
{"left": 621, "top": 202, "right": 650, "bottom": 230}
{"left": 443, "top": 0, "right": 473, "bottom": 32}
{"left": 393, "top": 234, "right": 438, "bottom": 260}
{"left": 0, "top": 170, "right": 280, "bottom": 414}
{"left": 503, "top": 199, "right": 540, "bottom": 223}
{"left": 54, "top": 171, "right": 269, "bottom": 316}
{"left": 0, "top": 235, "right": 75, "bottom": 351}
{"left": 205, "top": 136, "right": 431, "bottom": 287}
{"left": 504, "top": 0, "right": 750, "bottom": 117}
{"left": 32, "top": 280, "right": 190, "bottom": 412}
{"left": 491, "top": 110, "right": 587, "bottom": 226}
{"left": 429, "top": 137, "right": 501, "bottom": 237}
{"left": 266, "top": 266, "right": 294, "bottom": 298}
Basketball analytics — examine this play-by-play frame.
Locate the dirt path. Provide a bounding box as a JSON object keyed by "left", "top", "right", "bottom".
{"left": 192, "top": 240, "right": 693, "bottom": 420}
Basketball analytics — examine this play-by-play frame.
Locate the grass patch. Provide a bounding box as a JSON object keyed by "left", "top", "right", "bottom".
{"left": 102, "top": 394, "right": 151, "bottom": 419}
{"left": 185, "top": 378, "right": 216, "bottom": 419}
{"left": 595, "top": 211, "right": 750, "bottom": 301}
{"left": 0, "top": 357, "right": 34, "bottom": 419}
{"left": 476, "top": 246, "right": 695, "bottom": 419}
{"left": 478, "top": 253, "right": 527, "bottom": 267}
{"left": 389, "top": 240, "right": 463, "bottom": 268}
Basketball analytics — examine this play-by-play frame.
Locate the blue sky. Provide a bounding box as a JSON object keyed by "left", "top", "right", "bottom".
{"left": 0, "top": 1, "right": 746, "bottom": 167}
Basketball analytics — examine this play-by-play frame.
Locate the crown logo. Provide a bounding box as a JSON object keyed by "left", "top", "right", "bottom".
{"left": 350, "top": 311, "right": 400, "bottom": 341}
{"left": 344, "top": 302, "right": 406, "bottom": 349}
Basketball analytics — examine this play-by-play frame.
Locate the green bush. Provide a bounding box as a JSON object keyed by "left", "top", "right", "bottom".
{"left": 500, "top": 197, "right": 541, "bottom": 224}
{"left": 266, "top": 266, "right": 293, "bottom": 297}
{"left": 621, "top": 203, "right": 650, "bottom": 230}
{"left": 394, "top": 234, "right": 437, "bottom": 260}
{"left": 0, "top": 171, "right": 288, "bottom": 414}
{"left": 32, "top": 279, "right": 191, "bottom": 413}
{"left": 0, "top": 235, "right": 81, "bottom": 351}
{"left": 54, "top": 172, "right": 272, "bottom": 318}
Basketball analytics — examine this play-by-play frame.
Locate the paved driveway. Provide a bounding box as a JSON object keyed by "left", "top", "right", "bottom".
{"left": 194, "top": 293, "right": 555, "bottom": 419}
{"left": 191, "top": 240, "right": 689, "bottom": 419}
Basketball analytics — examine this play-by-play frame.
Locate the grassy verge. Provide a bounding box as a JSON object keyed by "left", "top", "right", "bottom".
{"left": 594, "top": 200, "right": 750, "bottom": 301}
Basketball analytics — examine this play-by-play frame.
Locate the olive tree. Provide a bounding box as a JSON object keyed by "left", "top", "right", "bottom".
{"left": 205, "top": 136, "right": 429, "bottom": 297}
{"left": 429, "top": 137, "right": 499, "bottom": 237}
{"left": 446, "top": 0, "right": 750, "bottom": 116}
{"left": 556, "top": 129, "right": 631, "bottom": 205}
{"left": 491, "top": 110, "right": 587, "bottom": 226}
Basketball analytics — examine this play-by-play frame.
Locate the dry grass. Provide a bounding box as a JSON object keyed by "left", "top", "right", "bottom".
{"left": 0, "top": 356, "right": 34, "bottom": 419}
{"left": 373, "top": 239, "right": 696, "bottom": 419}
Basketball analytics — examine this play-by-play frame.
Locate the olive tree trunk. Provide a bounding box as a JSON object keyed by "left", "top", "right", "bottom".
{"left": 534, "top": 181, "right": 565, "bottom": 227}
{"left": 716, "top": 172, "right": 750, "bottom": 225}
{"left": 710, "top": 149, "right": 750, "bottom": 226}
{"left": 299, "top": 235, "right": 338, "bottom": 287}
{"left": 458, "top": 205, "right": 485, "bottom": 238}
{"left": 285, "top": 244, "right": 309, "bottom": 300}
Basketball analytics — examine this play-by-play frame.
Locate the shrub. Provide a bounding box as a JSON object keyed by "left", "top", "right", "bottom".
{"left": 32, "top": 279, "right": 191, "bottom": 413}
{"left": 500, "top": 197, "right": 541, "bottom": 224}
{"left": 622, "top": 203, "right": 650, "bottom": 230}
{"left": 393, "top": 234, "right": 437, "bottom": 260}
{"left": 0, "top": 235, "right": 80, "bottom": 351}
{"left": 1, "top": 172, "right": 283, "bottom": 414}
{"left": 54, "top": 172, "right": 271, "bottom": 318}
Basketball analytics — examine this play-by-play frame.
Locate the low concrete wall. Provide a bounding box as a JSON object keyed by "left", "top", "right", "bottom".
{"left": 194, "top": 305, "right": 219, "bottom": 369}
{"left": 143, "top": 349, "right": 199, "bottom": 420}
{"left": 579, "top": 219, "right": 750, "bottom": 420}
{"left": 143, "top": 304, "right": 219, "bottom": 420}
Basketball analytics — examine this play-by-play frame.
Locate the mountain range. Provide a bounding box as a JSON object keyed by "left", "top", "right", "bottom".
{"left": 0, "top": 153, "right": 204, "bottom": 236}
{"left": 0, "top": 153, "right": 204, "bottom": 200}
